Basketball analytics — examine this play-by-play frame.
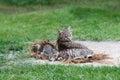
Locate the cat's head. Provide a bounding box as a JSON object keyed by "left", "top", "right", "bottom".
{"left": 58, "top": 26, "right": 72, "bottom": 42}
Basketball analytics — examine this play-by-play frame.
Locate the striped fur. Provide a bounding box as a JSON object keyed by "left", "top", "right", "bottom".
{"left": 57, "top": 27, "right": 94, "bottom": 60}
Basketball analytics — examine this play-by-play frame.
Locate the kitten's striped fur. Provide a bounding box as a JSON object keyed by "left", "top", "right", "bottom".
{"left": 30, "top": 40, "right": 58, "bottom": 60}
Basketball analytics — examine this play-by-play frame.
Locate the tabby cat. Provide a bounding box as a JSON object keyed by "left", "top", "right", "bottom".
{"left": 56, "top": 26, "right": 94, "bottom": 60}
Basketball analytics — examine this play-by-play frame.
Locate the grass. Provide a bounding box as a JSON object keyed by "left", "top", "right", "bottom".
{"left": 0, "top": 0, "right": 79, "bottom": 6}
{"left": 0, "top": 0, "right": 120, "bottom": 53}
{"left": 0, "top": 64, "right": 120, "bottom": 80}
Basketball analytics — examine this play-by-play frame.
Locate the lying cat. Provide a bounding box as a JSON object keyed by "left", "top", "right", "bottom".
{"left": 56, "top": 26, "right": 94, "bottom": 60}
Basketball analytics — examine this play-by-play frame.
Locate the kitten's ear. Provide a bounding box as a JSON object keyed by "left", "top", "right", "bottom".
{"left": 58, "top": 30, "right": 62, "bottom": 33}
{"left": 68, "top": 26, "right": 72, "bottom": 31}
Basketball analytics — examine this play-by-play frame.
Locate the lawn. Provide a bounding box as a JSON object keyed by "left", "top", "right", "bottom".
{"left": 0, "top": 0, "right": 120, "bottom": 80}
{"left": 0, "top": 55, "right": 120, "bottom": 80}
{"left": 0, "top": 0, "right": 120, "bottom": 53}
{"left": 0, "top": 64, "right": 120, "bottom": 80}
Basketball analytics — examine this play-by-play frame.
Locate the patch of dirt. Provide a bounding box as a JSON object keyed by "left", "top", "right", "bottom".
{"left": 78, "top": 41, "right": 120, "bottom": 66}
{"left": 5, "top": 41, "right": 120, "bottom": 67}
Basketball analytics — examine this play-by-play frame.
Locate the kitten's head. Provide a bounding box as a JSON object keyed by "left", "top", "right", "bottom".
{"left": 49, "top": 51, "right": 59, "bottom": 61}
{"left": 58, "top": 26, "right": 72, "bottom": 42}
{"left": 31, "top": 43, "right": 41, "bottom": 53}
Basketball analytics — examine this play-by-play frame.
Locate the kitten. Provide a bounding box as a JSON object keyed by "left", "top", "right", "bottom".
{"left": 41, "top": 44, "right": 58, "bottom": 60}
{"left": 31, "top": 40, "right": 58, "bottom": 60}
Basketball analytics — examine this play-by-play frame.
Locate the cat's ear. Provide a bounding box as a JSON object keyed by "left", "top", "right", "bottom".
{"left": 68, "top": 26, "right": 72, "bottom": 31}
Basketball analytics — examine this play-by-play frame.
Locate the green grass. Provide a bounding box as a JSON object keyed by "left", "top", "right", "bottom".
{"left": 0, "top": 64, "right": 120, "bottom": 80}
{"left": 0, "top": 0, "right": 78, "bottom": 6}
{"left": 0, "top": 0, "right": 120, "bottom": 53}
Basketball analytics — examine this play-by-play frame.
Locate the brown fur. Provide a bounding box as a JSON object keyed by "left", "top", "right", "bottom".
{"left": 30, "top": 40, "right": 57, "bottom": 60}
{"left": 30, "top": 40, "right": 112, "bottom": 64}
{"left": 30, "top": 52, "right": 48, "bottom": 60}
{"left": 29, "top": 52, "right": 36, "bottom": 57}
{"left": 35, "top": 54, "right": 48, "bottom": 60}
{"left": 30, "top": 48, "right": 112, "bottom": 64}
{"left": 59, "top": 53, "right": 111, "bottom": 64}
